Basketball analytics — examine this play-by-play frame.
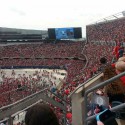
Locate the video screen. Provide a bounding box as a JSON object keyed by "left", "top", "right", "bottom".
{"left": 55, "top": 28, "right": 74, "bottom": 39}
{"left": 48, "top": 27, "right": 82, "bottom": 40}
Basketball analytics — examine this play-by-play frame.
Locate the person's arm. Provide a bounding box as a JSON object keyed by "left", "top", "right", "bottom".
{"left": 97, "top": 121, "right": 104, "bottom": 125}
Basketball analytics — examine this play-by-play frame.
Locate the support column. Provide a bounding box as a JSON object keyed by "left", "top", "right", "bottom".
{"left": 71, "top": 92, "right": 84, "bottom": 125}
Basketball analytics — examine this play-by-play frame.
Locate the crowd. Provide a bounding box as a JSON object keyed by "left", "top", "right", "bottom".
{"left": 86, "top": 17, "right": 125, "bottom": 42}
{"left": 0, "top": 40, "right": 118, "bottom": 125}
{"left": 0, "top": 69, "right": 67, "bottom": 107}
{"left": 0, "top": 42, "right": 84, "bottom": 58}
{"left": 71, "top": 41, "right": 114, "bottom": 86}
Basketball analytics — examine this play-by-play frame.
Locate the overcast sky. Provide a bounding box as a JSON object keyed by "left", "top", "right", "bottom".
{"left": 0, "top": 0, "right": 125, "bottom": 37}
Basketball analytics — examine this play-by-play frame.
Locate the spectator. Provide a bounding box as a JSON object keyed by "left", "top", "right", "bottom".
{"left": 115, "top": 61, "right": 125, "bottom": 86}
{"left": 115, "top": 61, "right": 125, "bottom": 72}
{"left": 99, "top": 57, "right": 108, "bottom": 72}
{"left": 100, "top": 57, "right": 107, "bottom": 64}
{"left": 118, "top": 56, "right": 125, "bottom": 62}
{"left": 113, "top": 43, "right": 120, "bottom": 60}
{"left": 118, "top": 46, "right": 124, "bottom": 58}
{"left": 25, "top": 103, "right": 59, "bottom": 125}
{"left": 103, "top": 64, "right": 125, "bottom": 103}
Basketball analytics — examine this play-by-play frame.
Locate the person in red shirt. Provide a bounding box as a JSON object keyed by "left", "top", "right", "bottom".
{"left": 66, "top": 111, "right": 72, "bottom": 124}
{"left": 66, "top": 112, "right": 72, "bottom": 120}
{"left": 65, "top": 89, "right": 70, "bottom": 95}
{"left": 112, "top": 43, "right": 120, "bottom": 60}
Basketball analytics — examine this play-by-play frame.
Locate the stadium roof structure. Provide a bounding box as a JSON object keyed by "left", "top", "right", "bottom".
{"left": 88, "top": 10, "right": 125, "bottom": 26}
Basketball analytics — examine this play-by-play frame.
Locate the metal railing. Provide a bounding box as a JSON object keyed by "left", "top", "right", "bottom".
{"left": 47, "top": 89, "right": 71, "bottom": 105}
{"left": 86, "top": 102, "right": 125, "bottom": 122}
{"left": 84, "top": 71, "right": 125, "bottom": 125}
{"left": 68, "top": 72, "right": 102, "bottom": 98}
{"left": 0, "top": 87, "right": 69, "bottom": 121}
{"left": 0, "top": 88, "right": 47, "bottom": 111}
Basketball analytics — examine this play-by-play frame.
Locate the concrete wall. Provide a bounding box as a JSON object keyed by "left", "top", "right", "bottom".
{"left": 71, "top": 73, "right": 103, "bottom": 125}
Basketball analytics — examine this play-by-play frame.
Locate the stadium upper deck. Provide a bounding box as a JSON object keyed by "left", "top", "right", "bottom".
{"left": 86, "top": 11, "right": 125, "bottom": 42}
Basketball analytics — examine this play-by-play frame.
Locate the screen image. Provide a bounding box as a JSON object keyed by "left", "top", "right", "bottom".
{"left": 55, "top": 28, "right": 74, "bottom": 39}
{"left": 48, "top": 27, "right": 82, "bottom": 40}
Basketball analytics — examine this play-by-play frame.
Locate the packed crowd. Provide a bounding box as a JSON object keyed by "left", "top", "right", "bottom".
{"left": 70, "top": 41, "right": 114, "bottom": 86}
{"left": 0, "top": 40, "right": 115, "bottom": 125}
{"left": 84, "top": 41, "right": 114, "bottom": 71}
{"left": 0, "top": 69, "right": 67, "bottom": 107}
{"left": 86, "top": 17, "right": 125, "bottom": 42}
{"left": 0, "top": 42, "right": 84, "bottom": 58}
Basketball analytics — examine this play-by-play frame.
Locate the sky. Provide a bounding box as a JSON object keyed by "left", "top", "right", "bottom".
{"left": 0, "top": 0, "right": 125, "bottom": 37}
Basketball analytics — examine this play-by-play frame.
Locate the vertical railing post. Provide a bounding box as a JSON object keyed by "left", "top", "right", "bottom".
{"left": 8, "top": 116, "right": 13, "bottom": 125}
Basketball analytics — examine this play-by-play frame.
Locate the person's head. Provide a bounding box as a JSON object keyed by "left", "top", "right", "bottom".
{"left": 100, "top": 57, "right": 107, "bottom": 64}
{"left": 25, "top": 103, "right": 59, "bottom": 125}
{"left": 118, "top": 57, "right": 125, "bottom": 62}
{"left": 115, "top": 61, "right": 125, "bottom": 73}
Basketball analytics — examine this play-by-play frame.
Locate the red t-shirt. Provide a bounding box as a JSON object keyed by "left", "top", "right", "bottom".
{"left": 111, "top": 63, "right": 115, "bottom": 68}
{"left": 113, "top": 46, "right": 120, "bottom": 59}
{"left": 65, "top": 89, "right": 69, "bottom": 95}
{"left": 66, "top": 112, "right": 72, "bottom": 119}
{"left": 120, "top": 76, "right": 125, "bottom": 86}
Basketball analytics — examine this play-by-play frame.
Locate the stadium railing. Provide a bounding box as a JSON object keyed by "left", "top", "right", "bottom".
{"left": 0, "top": 86, "right": 71, "bottom": 125}
{"left": 69, "top": 72, "right": 125, "bottom": 125}
{"left": 83, "top": 71, "right": 125, "bottom": 125}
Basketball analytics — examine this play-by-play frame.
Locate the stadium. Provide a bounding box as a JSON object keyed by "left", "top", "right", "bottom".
{"left": 0, "top": 1, "right": 125, "bottom": 125}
